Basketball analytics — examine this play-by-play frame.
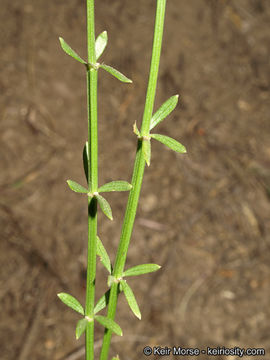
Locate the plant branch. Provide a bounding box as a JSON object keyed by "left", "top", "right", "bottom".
{"left": 85, "top": 0, "right": 98, "bottom": 360}
{"left": 99, "top": 1, "right": 167, "bottom": 359}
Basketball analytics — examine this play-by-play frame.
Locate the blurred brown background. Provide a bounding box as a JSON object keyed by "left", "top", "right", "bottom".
{"left": 1, "top": 0, "right": 270, "bottom": 359}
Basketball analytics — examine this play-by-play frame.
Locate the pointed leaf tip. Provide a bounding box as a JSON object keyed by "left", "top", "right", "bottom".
{"left": 133, "top": 122, "right": 140, "bottom": 137}
{"left": 120, "top": 280, "right": 141, "bottom": 319}
{"left": 95, "top": 315, "right": 123, "bottom": 336}
{"left": 76, "top": 318, "right": 88, "bottom": 339}
{"left": 123, "top": 263, "right": 161, "bottom": 277}
{"left": 100, "top": 64, "right": 132, "bottom": 83}
{"left": 151, "top": 134, "right": 186, "bottom": 154}
{"left": 83, "top": 142, "right": 90, "bottom": 183}
{"left": 59, "top": 37, "right": 86, "bottom": 64}
{"left": 67, "top": 180, "right": 89, "bottom": 194}
{"left": 96, "top": 236, "right": 112, "bottom": 274}
{"left": 94, "top": 289, "right": 111, "bottom": 314}
{"left": 142, "top": 138, "right": 151, "bottom": 166}
{"left": 96, "top": 194, "right": 113, "bottom": 220}
{"left": 150, "top": 95, "right": 179, "bottom": 130}
{"left": 95, "top": 31, "right": 108, "bottom": 60}
{"left": 57, "top": 293, "right": 84, "bottom": 315}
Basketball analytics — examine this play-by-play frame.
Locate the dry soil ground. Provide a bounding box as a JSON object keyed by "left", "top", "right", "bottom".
{"left": 1, "top": 0, "right": 270, "bottom": 359}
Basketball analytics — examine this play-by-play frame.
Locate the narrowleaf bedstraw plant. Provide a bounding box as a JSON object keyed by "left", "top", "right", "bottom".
{"left": 57, "top": 1, "right": 186, "bottom": 359}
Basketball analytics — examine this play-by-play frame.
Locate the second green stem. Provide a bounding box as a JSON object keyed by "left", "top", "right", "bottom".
{"left": 99, "top": 1, "right": 167, "bottom": 359}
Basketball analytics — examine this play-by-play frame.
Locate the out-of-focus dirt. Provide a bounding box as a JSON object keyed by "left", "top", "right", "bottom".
{"left": 1, "top": 0, "right": 270, "bottom": 359}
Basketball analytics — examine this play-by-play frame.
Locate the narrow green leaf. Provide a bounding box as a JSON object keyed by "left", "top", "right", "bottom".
{"left": 83, "top": 141, "right": 89, "bottom": 183}
{"left": 100, "top": 64, "right": 132, "bottom": 83}
{"left": 95, "top": 31, "right": 108, "bottom": 60}
{"left": 57, "top": 293, "right": 84, "bottom": 315}
{"left": 67, "top": 180, "right": 89, "bottom": 193}
{"left": 120, "top": 280, "right": 141, "bottom": 320}
{"left": 97, "top": 236, "right": 111, "bottom": 274}
{"left": 123, "top": 264, "right": 161, "bottom": 277}
{"left": 76, "top": 318, "right": 88, "bottom": 339}
{"left": 94, "top": 289, "right": 110, "bottom": 314}
{"left": 95, "top": 315, "right": 123, "bottom": 336}
{"left": 151, "top": 134, "right": 186, "bottom": 154}
{"left": 98, "top": 181, "right": 132, "bottom": 193}
{"left": 133, "top": 121, "right": 140, "bottom": 137}
{"left": 150, "top": 95, "right": 179, "bottom": 130}
{"left": 59, "top": 37, "right": 86, "bottom": 64}
{"left": 142, "top": 138, "right": 151, "bottom": 166}
{"left": 96, "top": 194, "right": 113, "bottom": 220}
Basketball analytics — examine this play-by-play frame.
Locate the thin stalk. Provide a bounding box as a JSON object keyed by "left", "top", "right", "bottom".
{"left": 99, "top": 1, "right": 167, "bottom": 359}
{"left": 85, "top": 0, "right": 98, "bottom": 360}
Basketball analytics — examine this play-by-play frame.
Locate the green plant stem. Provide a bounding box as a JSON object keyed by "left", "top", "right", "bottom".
{"left": 99, "top": 1, "right": 167, "bottom": 359}
{"left": 85, "top": 0, "right": 98, "bottom": 360}
{"left": 140, "top": 0, "right": 167, "bottom": 137}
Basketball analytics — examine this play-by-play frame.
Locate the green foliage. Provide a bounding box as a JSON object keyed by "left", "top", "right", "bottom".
{"left": 83, "top": 141, "right": 89, "bottom": 183}
{"left": 57, "top": 293, "right": 84, "bottom": 315}
{"left": 67, "top": 180, "right": 88, "bottom": 193}
{"left": 58, "top": 1, "right": 185, "bottom": 360}
{"left": 98, "top": 181, "right": 132, "bottom": 193}
{"left": 142, "top": 138, "right": 151, "bottom": 166}
{"left": 59, "top": 37, "right": 86, "bottom": 64}
{"left": 120, "top": 280, "right": 141, "bottom": 319}
{"left": 95, "top": 31, "right": 108, "bottom": 60}
{"left": 76, "top": 318, "right": 88, "bottom": 339}
{"left": 150, "top": 95, "right": 179, "bottom": 130}
{"left": 123, "top": 263, "right": 161, "bottom": 277}
{"left": 100, "top": 64, "right": 132, "bottom": 83}
{"left": 95, "top": 315, "right": 123, "bottom": 336}
{"left": 94, "top": 289, "right": 111, "bottom": 314}
{"left": 97, "top": 236, "right": 112, "bottom": 274}
{"left": 133, "top": 122, "right": 140, "bottom": 137}
{"left": 95, "top": 194, "right": 113, "bottom": 220}
{"left": 151, "top": 134, "right": 186, "bottom": 153}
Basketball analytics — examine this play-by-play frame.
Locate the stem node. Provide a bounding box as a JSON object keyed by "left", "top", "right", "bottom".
{"left": 85, "top": 316, "right": 94, "bottom": 322}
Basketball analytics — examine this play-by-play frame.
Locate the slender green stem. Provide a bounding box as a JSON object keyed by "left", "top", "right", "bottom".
{"left": 140, "top": 0, "right": 166, "bottom": 137}
{"left": 99, "top": 1, "right": 167, "bottom": 359}
{"left": 85, "top": 1, "right": 98, "bottom": 360}
{"left": 87, "top": 0, "right": 96, "bottom": 64}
